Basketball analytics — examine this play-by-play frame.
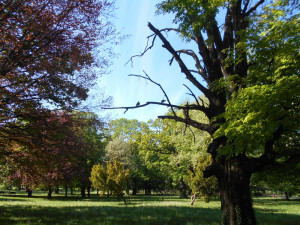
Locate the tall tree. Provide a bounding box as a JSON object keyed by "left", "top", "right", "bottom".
{"left": 106, "top": 1, "right": 300, "bottom": 224}
{"left": 0, "top": 0, "right": 115, "bottom": 156}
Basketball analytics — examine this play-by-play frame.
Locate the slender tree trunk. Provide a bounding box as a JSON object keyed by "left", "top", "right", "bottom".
{"left": 97, "top": 188, "right": 99, "bottom": 195}
{"left": 126, "top": 184, "right": 130, "bottom": 195}
{"left": 81, "top": 186, "right": 85, "bottom": 198}
{"left": 132, "top": 184, "right": 137, "bottom": 195}
{"left": 179, "top": 177, "right": 188, "bottom": 199}
{"left": 218, "top": 160, "right": 256, "bottom": 225}
{"left": 87, "top": 185, "right": 91, "bottom": 198}
{"left": 26, "top": 187, "right": 32, "bottom": 197}
{"left": 144, "top": 180, "right": 151, "bottom": 195}
{"left": 284, "top": 192, "right": 290, "bottom": 201}
{"left": 132, "top": 178, "right": 137, "bottom": 195}
{"left": 65, "top": 185, "right": 68, "bottom": 197}
{"left": 71, "top": 186, "right": 74, "bottom": 195}
{"left": 47, "top": 186, "right": 52, "bottom": 199}
{"left": 55, "top": 185, "right": 59, "bottom": 194}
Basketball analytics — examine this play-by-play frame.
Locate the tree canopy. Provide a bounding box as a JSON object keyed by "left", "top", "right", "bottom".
{"left": 0, "top": 0, "right": 116, "bottom": 156}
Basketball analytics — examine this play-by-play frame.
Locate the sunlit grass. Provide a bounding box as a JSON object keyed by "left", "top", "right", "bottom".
{"left": 0, "top": 192, "right": 299, "bottom": 225}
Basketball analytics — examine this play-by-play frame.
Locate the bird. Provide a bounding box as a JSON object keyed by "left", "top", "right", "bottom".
{"left": 136, "top": 101, "right": 140, "bottom": 106}
{"left": 161, "top": 99, "right": 166, "bottom": 103}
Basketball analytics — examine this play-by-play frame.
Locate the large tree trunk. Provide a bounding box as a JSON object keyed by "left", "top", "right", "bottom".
{"left": 218, "top": 159, "right": 256, "bottom": 225}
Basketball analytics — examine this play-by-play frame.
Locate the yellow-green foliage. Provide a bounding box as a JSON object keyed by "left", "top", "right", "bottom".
{"left": 188, "top": 155, "right": 218, "bottom": 203}
{"left": 90, "top": 159, "right": 130, "bottom": 199}
{"left": 106, "top": 158, "right": 130, "bottom": 197}
{"left": 90, "top": 164, "right": 108, "bottom": 193}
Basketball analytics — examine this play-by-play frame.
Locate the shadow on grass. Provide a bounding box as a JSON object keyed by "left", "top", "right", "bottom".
{"left": 1, "top": 196, "right": 299, "bottom": 225}
{"left": 254, "top": 197, "right": 300, "bottom": 206}
{"left": 0, "top": 196, "right": 30, "bottom": 202}
{"left": 0, "top": 204, "right": 221, "bottom": 225}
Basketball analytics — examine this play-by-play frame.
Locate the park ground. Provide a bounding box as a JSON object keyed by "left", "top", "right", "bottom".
{"left": 0, "top": 191, "right": 300, "bottom": 225}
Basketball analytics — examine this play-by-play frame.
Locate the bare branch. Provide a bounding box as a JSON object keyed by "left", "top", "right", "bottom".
{"left": 102, "top": 101, "right": 204, "bottom": 111}
{"left": 125, "top": 34, "right": 157, "bottom": 67}
{"left": 128, "top": 71, "right": 177, "bottom": 116}
{"left": 183, "top": 84, "right": 201, "bottom": 107}
{"left": 148, "top": 22, "right": 213, "bottom": 99}
{"left": 244, "top": 0, "right": 265, "bottom": 17}
{"left": 175, "top": 49, "right": 209, "bottom": 82}
{"left": 148, "top": 27, "right": 182, "bottom": 38}
{"left": 126, "top": 27, "right": 181, "bottom": 67}
{"left": 158, "top": 115, "right": 212, "bottom": 135}
{"left": 242, "top": 0, "right": 250, "bottom": 15}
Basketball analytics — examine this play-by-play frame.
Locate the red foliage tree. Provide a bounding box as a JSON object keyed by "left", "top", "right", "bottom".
{"left": 5, "top": 110, "right": 104, "bottom": 198}
{"left": 0, "top": 0, "right": 115, "bottom": 155}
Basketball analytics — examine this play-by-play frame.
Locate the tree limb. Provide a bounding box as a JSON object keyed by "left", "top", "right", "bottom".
{"left": 244, "top": 0, "right": 265, "bottom": 17}
{"left": 148, "top": 22, "right": 212, "bottom": 99}
{"left": 171, "top": 49, "right": 209, "bottom": 82}
{"left": 129, "top": 71, "right": 177, "bottom": 116}
{"left": 158, "top": 115, "right": 212, "bottom": 135}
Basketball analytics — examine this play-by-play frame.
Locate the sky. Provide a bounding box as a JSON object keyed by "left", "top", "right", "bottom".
{"left": 95, "top": 0, "right": 201, "bottom": 122}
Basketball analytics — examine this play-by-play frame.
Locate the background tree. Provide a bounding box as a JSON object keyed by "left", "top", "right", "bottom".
{"left": 0, "top": 0, "right": 116, "bottom": 158}
{"left": 106, "top": 1, "right": 300, "bottom": 224}
{"left": 90, "top": 164, "right": 109, "bottom": 196}
{"left": 148, "top": 106, "right": 211, "bottom": 198}
{"left": 105, "top": 119, "right": 146, "bottom": 195}
{"left": 1, "top": 110, "right": 106, "bottom": 198}
{"left": 189, "top": 155, "right": 218, "bottom": 203}
{"left": 90, "top": 159, "right": 130, "bottom": 203}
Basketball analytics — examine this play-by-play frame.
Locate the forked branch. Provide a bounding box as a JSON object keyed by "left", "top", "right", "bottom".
{"left": 129, "top": 71, "right": 177, "bottom": 116}
{"left": 158, "top": 115, "right": 212, "bottom": 135}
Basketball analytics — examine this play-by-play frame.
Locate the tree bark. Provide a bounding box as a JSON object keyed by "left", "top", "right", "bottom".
{"left": 132, "top": 184, "right": 137, "bottom": 195}
{"left": 132, "top": 178, "right": 138, "bottom": 195}
{"left": 284, "top": 191, "right": 290, "bottom": 201}
{"left": 81, "top": 186, "right": 85, "bottom": 198}
{"left": 144, "top": 180, "right": 152, "bottom": 195}
{"left": 87, "top": 185, "right": 91, "bottom": 198}
{"left": 65, "top": 185, "right": 68, "bottom": 197}
{"left": 55, "top": 185, "right": 59, "bottom": 194}
{"left": 47, "top": 186, "right": 52, "bottom": 199}
{"left": 26, "top": 187, "right": 32, "bottom": 197}
{"left": 126, "top": 184, "right": 130, "bottom": 195}
{"left": 179, "top": 177, "right": 188, "bottom": 199}
{"left": 218, "top": 159, "right": 256, "bottom": 225}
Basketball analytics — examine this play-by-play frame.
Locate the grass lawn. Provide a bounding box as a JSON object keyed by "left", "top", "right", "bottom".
{"left": 0, "top": 192, "right": 299, "bottom": 225}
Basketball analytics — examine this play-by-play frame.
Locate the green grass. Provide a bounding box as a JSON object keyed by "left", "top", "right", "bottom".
{"left": 0, "top": 192, "right": 299, "bottom": 225}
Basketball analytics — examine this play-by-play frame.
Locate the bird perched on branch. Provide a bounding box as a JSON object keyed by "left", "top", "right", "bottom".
{"left": 183, "top": 102, "right": 190, "bottom": 120}
{"left": 161, "top": 99, "right": 166, "bottom": 103}
{"left": 136, "top": 101, "right": 140, "bottom": 106}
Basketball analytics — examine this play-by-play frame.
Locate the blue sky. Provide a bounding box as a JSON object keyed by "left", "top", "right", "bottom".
{"left": 96, "top": 0, "right": 201, "bottom": 122}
